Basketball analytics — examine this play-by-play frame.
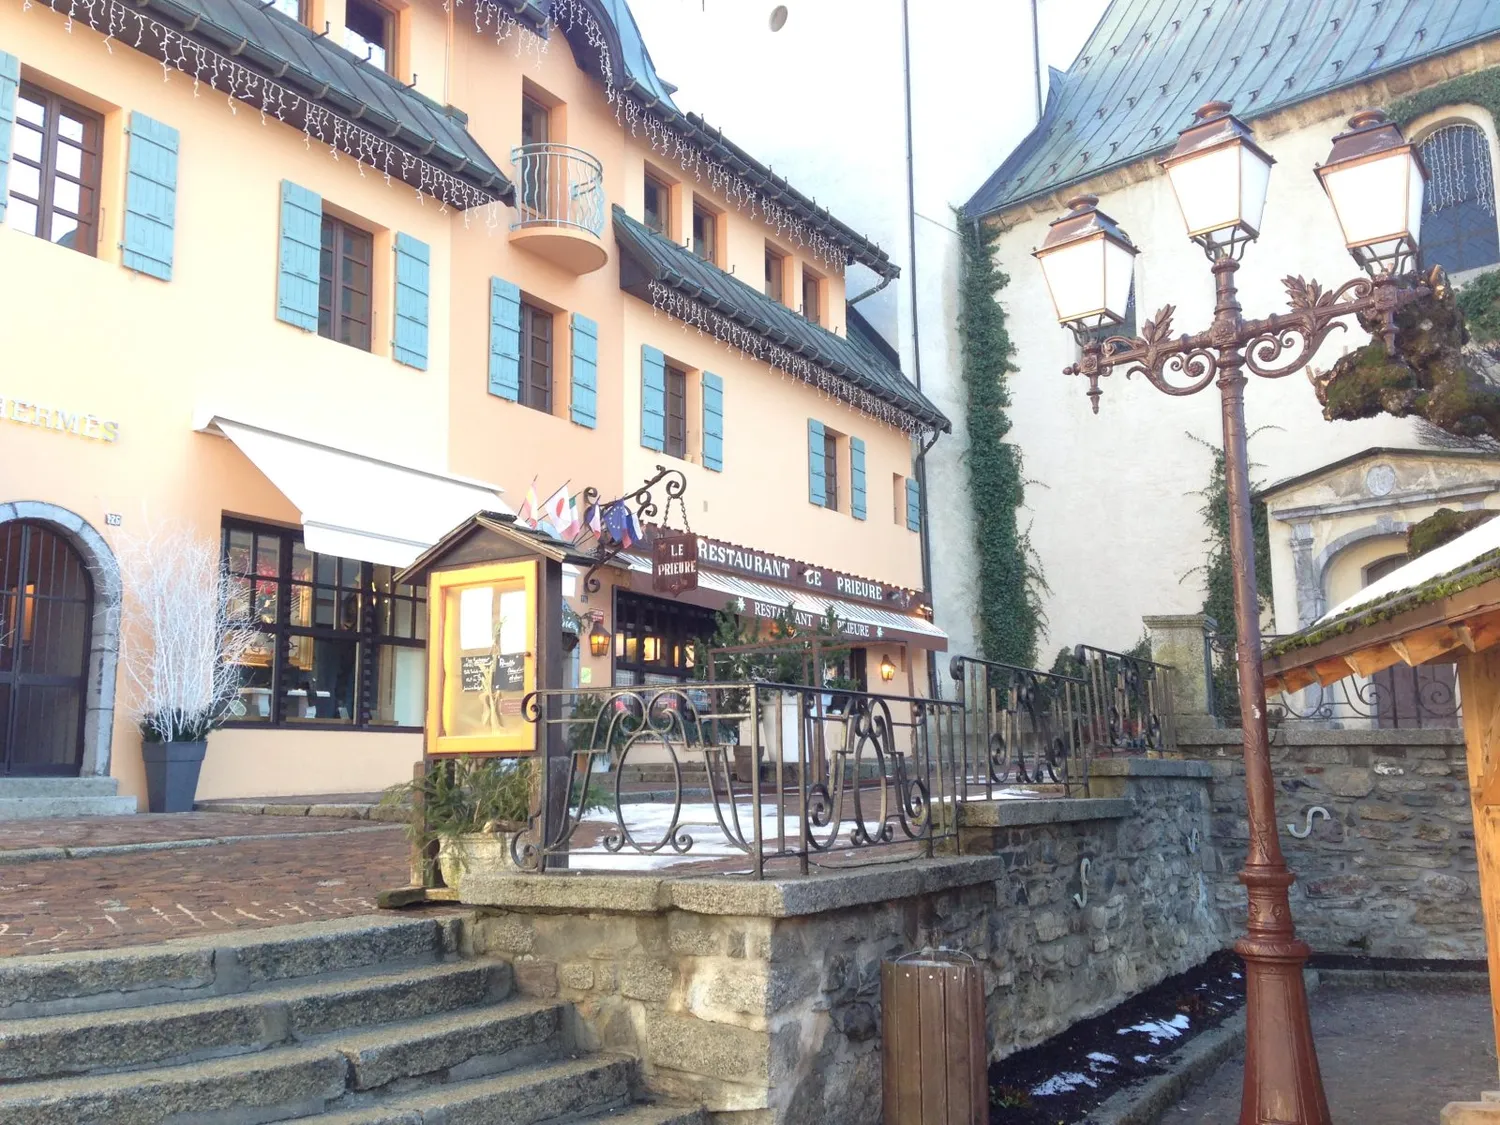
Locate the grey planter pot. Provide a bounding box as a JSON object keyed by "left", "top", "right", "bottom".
{"left": 141, "top": 740, "right": 207, "bottom": 813}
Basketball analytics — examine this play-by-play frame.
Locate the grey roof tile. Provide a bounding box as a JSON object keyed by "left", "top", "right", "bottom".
{"left": 969, "top": 0, "right": 1500, "bottom": 218}
{"left": 611, "top": 206, "right": 948, "bottom": 433}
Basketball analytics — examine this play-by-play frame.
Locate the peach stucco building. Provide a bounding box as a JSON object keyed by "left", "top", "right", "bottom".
{"left": 0, "top": 0, "right": 948, "bottom": 808}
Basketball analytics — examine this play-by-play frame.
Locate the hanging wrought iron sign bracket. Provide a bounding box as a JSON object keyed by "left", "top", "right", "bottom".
{"left": 578, "top": 465, "right": 690, "bottom": 594}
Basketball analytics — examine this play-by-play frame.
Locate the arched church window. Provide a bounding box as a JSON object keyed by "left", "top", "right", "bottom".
{"left": 1418, "top": 122, "right": 1500, "bottom": 274}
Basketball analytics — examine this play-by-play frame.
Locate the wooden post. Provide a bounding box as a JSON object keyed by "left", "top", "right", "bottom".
{"left": 1458, "top": 649, "right": 1500, "bottom": 1084}
{"left": 409, "top": 758, "right": 437, "bottom": 888}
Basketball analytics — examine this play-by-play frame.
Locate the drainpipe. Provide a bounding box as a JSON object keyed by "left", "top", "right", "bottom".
{"left": 1032, "top": 0, "right": 1043, "bottom": 121}
{"left": 901, "top": 0, "right": 941, "bottom": 698}
{"left": 847, "top": 272, "right": 893, "bottom": 306}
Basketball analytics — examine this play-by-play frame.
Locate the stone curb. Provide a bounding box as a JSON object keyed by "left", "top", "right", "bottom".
{"left": 1315, "top": 967, "right": 1489, "bottom": 992}
{"left": 1084, "top": 971, "right": 1321, "bottom": 1125}
{"left": 0, "top": 824, "right": 400, "bottom": 866}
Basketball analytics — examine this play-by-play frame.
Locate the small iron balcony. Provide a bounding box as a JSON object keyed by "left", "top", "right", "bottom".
{"left": 509, "top": 143, "right": 608, "bottom": 274}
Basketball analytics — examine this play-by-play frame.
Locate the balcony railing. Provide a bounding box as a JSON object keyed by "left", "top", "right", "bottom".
{"left": 510, "top": 143, "right": 606, "bottom": 237}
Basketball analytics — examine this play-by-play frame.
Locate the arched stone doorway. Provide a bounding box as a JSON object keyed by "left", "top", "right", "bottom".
{"left": 0, "top": 504, "right": 119, "bottom": 777}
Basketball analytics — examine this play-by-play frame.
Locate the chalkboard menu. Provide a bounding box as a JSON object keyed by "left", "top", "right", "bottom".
{"left": 459, "top": 653, "right": 526, "bottom": 693}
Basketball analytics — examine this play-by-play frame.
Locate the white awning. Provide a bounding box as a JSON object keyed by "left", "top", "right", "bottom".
{"left": 204, "top": 418, "right": 511, "bottom": 567}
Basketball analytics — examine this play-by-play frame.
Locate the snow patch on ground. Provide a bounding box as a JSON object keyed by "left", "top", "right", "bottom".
{"left": 1118, "top": 1013, "right": 1192, "bottom": 1044}
{"left": 1031, "top": 1071, "right": 1099, "bottom": 1097}
{"left": 1087, "top": 1052, "right": 1119, "bottom": 1065}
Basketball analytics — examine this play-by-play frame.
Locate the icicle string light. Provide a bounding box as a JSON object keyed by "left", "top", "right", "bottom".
{"left": 646, "top": 280, "right": 928, "bottom": 434}
{"left": 1419, "top": 122, "right": 1497, "bottom": 217}
{"left": 465, "top": 0, "right": 855, "bottom": 276}
{"left": 33, "top": 0, "right": 505, "bottom": 212}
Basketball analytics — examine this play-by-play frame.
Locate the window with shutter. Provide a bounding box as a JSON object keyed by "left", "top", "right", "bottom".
{"left": 488, "top": 277, "right": 522, "bottom": 401}
{"left": 701, "top": 371, "right": 724, "bottom": 472}
{"left": 520, "top": 300, "right": 553, "bottom": 414}
{"left": 318, "top": 215, "right": 373, "bottom": 351}
{"left": 393, "top": 232, "right": 429, "bottom": 370}
{"left": 850, "top": 437, "right": 867, "bottom": 520}
{"left": 906, "top": 477, "right": 922, "bottom": 532}
{"left": 277, "top": 181, "right": 322, "bottom": 331}
{"left": 5, "top": 82, "right": 102, "bottom": 257}
{"left": 122, "top": 112, "right": 178, "bottom": 279}
{"left": 0, "top": 52, "right": 17, "bottom": 226}
{"left": 807, "top": 420, "right": 826, "bottom": 507}
{"left": 641, "top": 346, "right": 667, "bottom": 452}
{"left": 570, "top": 314, "right": 598, "bottom": 428}
{"left": 664, "top": 363, "right": 687, "bottom": 458}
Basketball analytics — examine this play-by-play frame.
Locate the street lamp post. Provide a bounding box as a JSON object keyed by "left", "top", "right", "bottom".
{"left": 1033, "top": 102, "right": 1432, "bottom": 1125}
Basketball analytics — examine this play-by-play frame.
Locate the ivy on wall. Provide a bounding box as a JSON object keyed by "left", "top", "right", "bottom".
{"left": 1389, "top": 67, "right": 1500, "bottom": 131}
{"left": 957, "top": 209, "right": 1045, "bottom": 667}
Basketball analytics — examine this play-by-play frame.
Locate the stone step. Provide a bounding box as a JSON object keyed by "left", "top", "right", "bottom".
{"left": 0, "top": 998, "right": 570, "bottom": 1124}
{"left": 0, "top": 959, "right": 513, "bottom": 1080}
{"left": 0, "top": 914, "right": 466, "bottom": 1018}
{"left": 579, "top": 1105, "right": 709, "bottom": 1124}
{"left": 1443, "top": 1103, "right": 1500, "bottom": 1123}
{"left": 306, "top": 1054, "right": 637, "bottom": 1125}
{"left": 0, "top": 795, "right": 138, "bottom": 819}
{"left": 0, "top": 777, "right": 123, "bottom": 798}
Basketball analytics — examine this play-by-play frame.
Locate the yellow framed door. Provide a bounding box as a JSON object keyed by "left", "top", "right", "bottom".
{"left": 425, "top": 560, "right": 540, "bottom": 756}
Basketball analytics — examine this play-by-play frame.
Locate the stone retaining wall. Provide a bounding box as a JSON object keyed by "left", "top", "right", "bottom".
{"left": 1179, "top": 727, "right": 1481, "bottom": 960}
{"left": 460, "top": 760, "right": 1221, "bottom": 1124}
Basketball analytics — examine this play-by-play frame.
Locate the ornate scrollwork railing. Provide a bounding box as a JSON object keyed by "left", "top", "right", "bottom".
{"left": 513, "top": 682, "right": 962, "bottom": 877}
{"left": 947, "top": 656, "right": 1094, "bottom": 798}
{"left": 1071, "top": 645, "right": 1176, "bottom": 753}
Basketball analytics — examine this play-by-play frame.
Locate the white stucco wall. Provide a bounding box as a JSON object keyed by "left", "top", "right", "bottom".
{"left": 989, "top": 106, "right": 1428, "bottom": 655}
{"left": 625, "top": 0, "right": 1106, "bottom": 662}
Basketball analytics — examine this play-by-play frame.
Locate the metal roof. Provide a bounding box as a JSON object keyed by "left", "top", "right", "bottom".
{"left": 135, "top": 0, "right": 510, "bottom": 199}
{"left": 968, "top": 0, "right": 1500, "bottom": 219}
{"left": 611, "top": 206, "right": 949, "bottom": 434}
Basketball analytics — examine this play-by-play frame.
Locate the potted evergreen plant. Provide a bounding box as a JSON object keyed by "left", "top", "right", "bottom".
{"left": 115, "top": 527, "right": 259, "bottom": 813}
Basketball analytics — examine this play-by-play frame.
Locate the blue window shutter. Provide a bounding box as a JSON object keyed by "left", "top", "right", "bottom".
{"left": 808, "top": 419, "right": 826, "bottom": 507}
{"left": 488, "top": 277, "right": 521, "bottom": 401}
{"left": 906, "top": 477, "right": 922, "bottom": 531}
{"left": 641, "top": 345, "right": 667, "bottom": 452}
{"left": 702, "top": 371, "right": 724, "bottom": 472}
{"left": 122, "top": 113, "right": 179, "bottom": 280}
{"left": 393, "top": 232, "right": 430, "bottom": 370}
{"left": 570, "top": 314, "right": 599, "bottom": 428}
{"left": 277, "top": 181, "right": 322, "bottom": 331}
{"left": 0, "top": 52, "right": 19, "bottom": 226}
{"left": 850, "top": 437, "right": 867, "bottom": 520}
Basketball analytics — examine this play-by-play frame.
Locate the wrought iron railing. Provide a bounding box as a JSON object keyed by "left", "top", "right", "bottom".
{"left": 947, "top": 657, "right": 1094, "bottom": 797}
{"left": 1211, "top": 633, "right": 1461, "bottom": 729}
{"left": 510, "top": 143, "right": 606, "bottom": 237}
{"left": 1072, "top": 645, "right": 1177, "bottom": 752}
{"left": 515, "top": 682, "right": 963, "bottom": 877}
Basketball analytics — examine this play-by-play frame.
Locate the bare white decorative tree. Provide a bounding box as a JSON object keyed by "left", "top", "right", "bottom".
{"left": 110, "top": 525, "right": 259, "bottom": 743}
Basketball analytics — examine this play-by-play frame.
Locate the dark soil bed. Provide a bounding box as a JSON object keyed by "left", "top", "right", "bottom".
{"left": 988, "top": 950, "right": 1245, "bottom": 1124}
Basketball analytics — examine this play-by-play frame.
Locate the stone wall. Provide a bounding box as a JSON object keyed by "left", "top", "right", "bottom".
{"left": 460, "top": 760, "right": 1221, "bottom": 1124}
{"left": 1180, "top": 727, "right": 1481, "bottom": 960}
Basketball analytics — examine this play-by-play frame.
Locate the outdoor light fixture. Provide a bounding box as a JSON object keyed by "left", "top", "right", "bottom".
{"left": 1159, "top": 100, "right": 1276, "bottom": 256}
{"left": 587, "top": 617, "right": 610, "bottom": 658}
{"left": 1316, "top": 109, "right": 1427, "bottom": 277}
{"left": 879, "top": 654, "right": 897, "bottom": 682}
{"left": 1031, "top": 194, "right": 1139, "bottom": 331}
{"left": 1036, "top": 98, "right": 1445, "bottom": 1125}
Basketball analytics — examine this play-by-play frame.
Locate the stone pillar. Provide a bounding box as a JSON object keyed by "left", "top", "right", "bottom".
{"left": 1143, "top": 614, "right": 1218, "bottom": 732}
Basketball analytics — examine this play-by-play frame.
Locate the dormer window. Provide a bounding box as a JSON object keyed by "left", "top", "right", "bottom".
{"left": 644, "top": 173, "right": 669, "bottom": 235}
{"left": 344, "top": 0, "right": 394, "bottom": 74}
{"left": 692, "top": 204, "right": 717, "bottom": 264}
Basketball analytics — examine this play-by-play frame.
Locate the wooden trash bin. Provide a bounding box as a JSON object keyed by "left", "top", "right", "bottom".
{"left": 882, "top": 950, "right": 987, "bottom": 1124}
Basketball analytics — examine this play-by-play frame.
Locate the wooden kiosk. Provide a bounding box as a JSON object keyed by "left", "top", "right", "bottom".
{"left": 1261, "top": 519, "right": 1500, "bottom": 1123}
{"left": 394, "top": 512, "right": 598, "bottom": 887}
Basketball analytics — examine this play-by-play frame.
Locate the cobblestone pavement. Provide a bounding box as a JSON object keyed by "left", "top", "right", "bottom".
{"left": 0, "top": 824, "right": 411, "bottom": 955}
{"left": 1164, "top": 985, "right": 1496, "bottom": 1123}
{"left": 0, "top": 812, "right": 395, "bottom": 854}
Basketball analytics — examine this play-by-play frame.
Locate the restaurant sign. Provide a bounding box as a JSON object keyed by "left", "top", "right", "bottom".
{"left": 689, "top": 534, "right": 926, "bottom": 612}
{"left": 652, "top": 533, "right": 699, "bottom": 596}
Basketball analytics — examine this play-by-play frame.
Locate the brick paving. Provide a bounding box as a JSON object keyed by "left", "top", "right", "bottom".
{"left": 0, "top": 812, "right": 395, "bottom": 854}
{"left": 0, "top": 824, "right": 411, "bottom": 956}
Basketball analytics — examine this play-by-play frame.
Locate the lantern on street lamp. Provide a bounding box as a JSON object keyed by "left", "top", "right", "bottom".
{"left": 1031, "top": 194, "right": 1139, "bottom": 332}
{"left": 1159, "top": 100, "right": 1276, "bottom": 256}
{"left": 1315, "top": 109, "right": 1427, "bottom": 277}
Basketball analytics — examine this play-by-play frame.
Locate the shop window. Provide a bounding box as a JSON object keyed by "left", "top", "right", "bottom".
{"left": 5, "top": 85, "right": 102, "bottom": 256}
{"left": 612, "top": 591, "right": 717, "bottom": 684}
{"left": 1418, "top": 122, "right": 1500, "bottom": 275}
{"left": 692, "top": 204, "right": 717, "bottom": 264}
{"left": 344, "top": 0, "right": 395, "bottom": 73}
{"left": 765, "top": 245, "right": 785, "bottom": 302}
{"left": 802, "top": 266, "right": 822, "bottom": 324}
{"left": 318, "top": 215, "right": 373, "bottom": 351}
{"left": 222, "top": 520, "right": 426, "bottom": 728}
{"left": 644, "top": 171, "right": 670, "bottom": 236}
{"left": 664, "top": 362, "right": 688, "bottom": 458}
{"left": 521, "top": 299, "right": 553, "bottom": 413}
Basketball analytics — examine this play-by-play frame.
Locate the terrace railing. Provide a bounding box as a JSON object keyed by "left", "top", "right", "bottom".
{"left": 947, "top": 657, "right": 1094, "bottom": 798}
{"left": 1072, "top": 644, "right": 1178, "bottom": 752}
{"left": 517, "top": 681, "right": 964, "bottom": 877}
